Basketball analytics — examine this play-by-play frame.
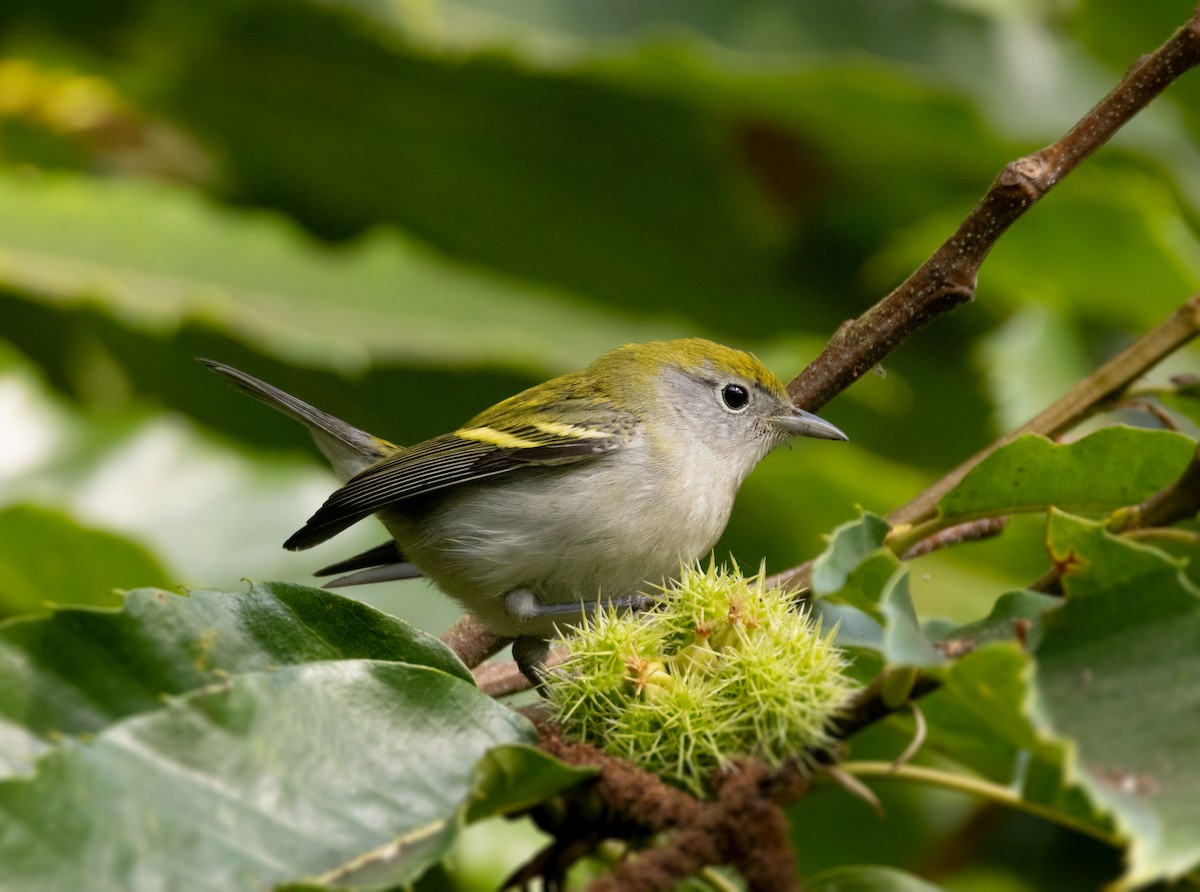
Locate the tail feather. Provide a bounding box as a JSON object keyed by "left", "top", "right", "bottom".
{"left": 314, "top": 540, "right": 423, "bottom": 589}
{"left": 199, "top": 358, "right": 393, "bottom": 481}
{"left": 313, "top": 541, "right": 406, "bottom": 577}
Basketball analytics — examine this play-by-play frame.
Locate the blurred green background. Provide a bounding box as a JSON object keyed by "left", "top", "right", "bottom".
{"left": 1, "top": 1, "right": 1198, "bottom": 887}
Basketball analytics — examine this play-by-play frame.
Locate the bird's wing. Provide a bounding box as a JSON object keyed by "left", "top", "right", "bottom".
{"left": 284, "top": 399, "right": 635, "bottom": 550}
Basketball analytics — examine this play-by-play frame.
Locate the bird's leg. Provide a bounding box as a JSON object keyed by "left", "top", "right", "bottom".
{"left": 512, "top": 635, "right": 551, "bottom": 692}
{"left": 505, "top": 589, "right": 656, "bottom": 692}
{"left": 504, "top": 588, "right": 654, "bottom": 621}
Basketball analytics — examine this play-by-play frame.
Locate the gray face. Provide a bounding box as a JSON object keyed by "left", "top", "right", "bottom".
{"left": 659, "top": 365, "right": 793, "bottom": 472}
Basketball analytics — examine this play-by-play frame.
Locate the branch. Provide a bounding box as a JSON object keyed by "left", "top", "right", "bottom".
{"left": 441, "top": 614, "right": 507, "bottom": 669}
{"left": 839, "top": 762, "right": 1122, "bottom": 847}
{"left": 1119, "top": 442, "right": 1200, "bottom": 531}
{"left": 890, "top": 293, "right": 1200, "bottom": 528}
{"left": 787, "top": 6, "right": 1200, "bottom": 413}
{"left": 454, "top": 5, "right": 1200, "bottom": 685}
{"left": 1029, "top": 441, "right": 1200, "bottom": 594}
{"left": 768, "top": 292, "right": 1200, "bottom": 593}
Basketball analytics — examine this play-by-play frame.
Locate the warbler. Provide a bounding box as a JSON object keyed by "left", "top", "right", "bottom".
{"left": 201, "top": 339, "right": 846, "bottom": 681}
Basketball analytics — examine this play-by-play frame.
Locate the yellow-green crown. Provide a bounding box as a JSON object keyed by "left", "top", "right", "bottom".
{"left": 595, "top": 338, "right": 788, "bottom": 398}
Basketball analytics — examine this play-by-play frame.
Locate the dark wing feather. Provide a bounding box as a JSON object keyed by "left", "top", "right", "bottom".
{"left": 284, "top": 413, "right": 632, "bottom": 551}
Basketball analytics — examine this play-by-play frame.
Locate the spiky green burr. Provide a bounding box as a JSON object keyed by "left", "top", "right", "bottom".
{"left": 546, "top": 563, "right": 858, "bottom": 796}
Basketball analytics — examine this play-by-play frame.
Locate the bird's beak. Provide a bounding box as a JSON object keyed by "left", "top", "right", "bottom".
{"left": 772, "top": 406, "right": 848, "bottom": 441}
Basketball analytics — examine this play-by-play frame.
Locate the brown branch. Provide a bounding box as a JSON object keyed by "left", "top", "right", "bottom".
{"left": 457, "top": 6, "right": 1200, "bottom": 689}
{"left": 768, "top": 293, "right": 1200, "bottom": 593}
{"left": 890, "top": 293, "right": 1200, "bottom": 528}
{"left": 474, "top": 645, "right": 568, "bottom": 697}
{"left": 787, "top": 7, "right": 1200, "bottom": 413}
{"left": 1121, "top": 442, "right": 1200, "bottom": 530}
{"left": 440, "top": 614, "right": 507, "bottom": 669}
{"left": 900, "top": 516, "right": 1008, "bottom": 560}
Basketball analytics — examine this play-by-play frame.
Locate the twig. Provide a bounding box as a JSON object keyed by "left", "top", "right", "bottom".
{"left": 831, "top": 671, "right": 942, "bottom": 741}
{"left": 768, "top": 293, "right": 1200, "bottom": 593}
{"left": 889, "top": 293, "right": 1200, "bottom": 528}
{"left": 1120, "top": 442, "right": 1200, "bottom": 531}
{"left": 786, "top": 8, "right": 1200, "bottom": 414}
{"left": 441, "top": 614, "right": 508, "bottom": 669}
{"left": 459, "top": 6, "right": 1200, "bottom": 688}
{"left": 900, "top": 517, "right": 1008, "bottom": 560}
{"left": 890, "top": 702, "right": 928, "bottom": 773}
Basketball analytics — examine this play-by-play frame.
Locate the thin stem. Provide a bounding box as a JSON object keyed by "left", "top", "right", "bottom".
{"left": 474, "top": 5, "right": 1200, "bottom": 691}
{"left": 1123, "top": 443, "right": 1200, "bottom": 531}
{"left": 890, "top": 294, "right": 1200, "bottom": 527}
{"left": 787, "top": 10, "right": 1200, "bottom": 412}
{"left": 1125, "top": 528, "right": 1200, "bottom": 548}
{"left": 839, "top": 761, "right": 1121, "bottom": 848}
{"left": 768, "top": 293, "right": 1200, "bottom": 594}
{"left": 441, "top": 614, "right": 508, "bottom": 669}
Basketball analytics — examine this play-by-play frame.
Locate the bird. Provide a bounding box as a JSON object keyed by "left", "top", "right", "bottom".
{"left": 200, "top": 338, "right": 847, "bottom": 683}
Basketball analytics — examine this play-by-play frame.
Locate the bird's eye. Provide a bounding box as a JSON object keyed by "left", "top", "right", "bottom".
{"left": 721, "top": 383, "right": 750, "bottom": 411}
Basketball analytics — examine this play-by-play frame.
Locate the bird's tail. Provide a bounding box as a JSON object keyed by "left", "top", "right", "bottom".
{"left": 199, "top": 359, "right": 393, "bottom": 481}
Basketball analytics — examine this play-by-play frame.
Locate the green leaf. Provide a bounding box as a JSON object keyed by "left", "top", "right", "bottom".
{"left": 921, "top": 513, "right": 1200, "bottom": 887}
{"left": 1038, "top": 510, "right": 1200, "bottom": 887}
{"left": 809, "top": 513, "right": 942, "bottom": 668}
{"left": 310, "top": 745, "right": 596, "bottom": 890}
{"left": 463, "top": 744, "right": 596, "bottom": 823}
{"left": 807, "top": 865, "right": 945, "bottom": 891}
{"left": 816, "top": 570, "right": 943, "bottom": 671}
{"left": 938, "top": 428, "right": 1197, "bottom": 524}
{"left": 0, "top": 503, "right": 170, "bottom": 618}
{"left": 937, "top": 589, "right": 1059, "bottom": 649}
{"left": 0, "top": 582, "right": 469, "bottom": 778}
{"left": 922, "top": 643, "right": 1060, "bottom": 785}
{"left": 0, "top": 660, "right": 533, "bottom": 892}
{"left": 0, "top": 172, "right": 677, "bottom": 376}
{"left": 869, "top": 571, "right": 945, "bottom": 669}
{"left": 811, "top": 512, "right": 892, "bottom": 597}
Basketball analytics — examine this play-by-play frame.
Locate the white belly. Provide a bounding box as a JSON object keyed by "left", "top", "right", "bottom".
{"left": 382, "top": 448, "right": 738, "bottom": 638}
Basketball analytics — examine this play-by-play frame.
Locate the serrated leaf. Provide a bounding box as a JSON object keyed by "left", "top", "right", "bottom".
{"left": 0, "top": 660, "right": 532, "bottom": 892}
{"left": 938, "top": 428, "right": 1196, "bottom": 524}
{"left": 938, "top": 589, "right": 1059, "bottom": 649}
{"left": 1038, "top": 510, "right": 1200, "bottom": 887}
{"left": 0, "top": 172, "right": 676, "bottom": 375}
{"left": 919, "top": 641, "right": 1108, "bottom": 834}
{"left": 310, "top": 745, "right": 595, "bottom": 891}
{"left": 810, "top": 513, "right": 941, "bottom": 668}
{"left": 0, "top": 582, "right": 468, "bottom": 778}
{"left": 815, "top": 571, "right": 943, "bottom": 671}
{"left": 811, "top": 512, "right": 892, "bottom": 597}
{"left": 0, "top": 503, "right": 170, "bottom": 618}
{"left": 921, "top": 513, "right": 1200, "bottom": 887}
{"left": 873, "top": 571, "right": 945, "bottom": 669}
